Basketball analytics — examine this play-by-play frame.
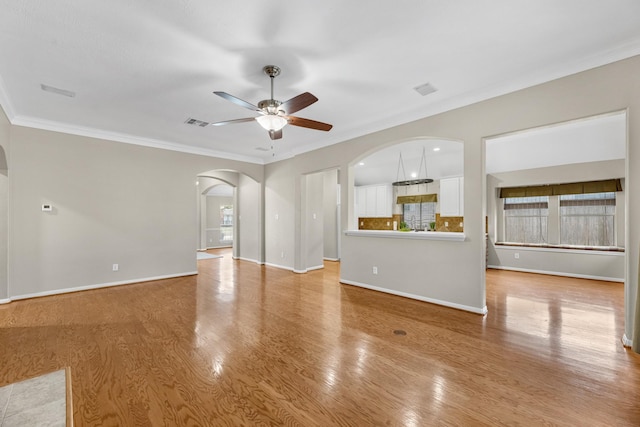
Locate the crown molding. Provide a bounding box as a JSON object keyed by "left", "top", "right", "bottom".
{"left": 8, "top": 114, "right": 266, "bottom": 165}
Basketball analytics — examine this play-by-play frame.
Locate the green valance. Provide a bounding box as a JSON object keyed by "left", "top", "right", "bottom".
{"left": 499, "top": 179, "right": 622, "bottom": 198}
{"left": 397, "top": 193, "right": 438, "bottom": 204}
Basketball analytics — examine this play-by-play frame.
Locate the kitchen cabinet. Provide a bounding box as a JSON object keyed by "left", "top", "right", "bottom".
{"left": 439, "top": 177, "right": 464, "bottom": 216}
{"left": 356, "top": 184, "right": 392, "bottom": 217}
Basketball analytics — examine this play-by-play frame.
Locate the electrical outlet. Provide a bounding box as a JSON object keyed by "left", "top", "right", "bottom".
{"left": 372, "top": 266, "right": 378, "bottom": 274}
{"left": 460, "top": 222, "right": 464, "bottom": 227}
{"left": 514, "top": 253, "right": 520, "bottom": 259}
{"left": 445, "top": 221, "right": 449, "bottom": 227}
{"left": 281, "top": 251, "right": 285, "bottom": 259}
{"left": 112, "top": 264, "right": 119, "bottom": 271}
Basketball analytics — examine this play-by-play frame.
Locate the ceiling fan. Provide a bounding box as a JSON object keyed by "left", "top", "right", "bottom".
{"left": 211, "top": 65, "right": 332, "bottom": 140}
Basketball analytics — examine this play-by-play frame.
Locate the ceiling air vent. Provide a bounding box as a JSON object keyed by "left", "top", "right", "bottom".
{"left": 40, "top": 84, "right": 76, "bottom": 98}
{"left": 413, "top": 82, "right": 437, "bottom": 96}
{"left": 255, "top": 147, "right": 270, "bottom": 152}
{"left": 185, "top": 117, "right": 210, "bottom": 127}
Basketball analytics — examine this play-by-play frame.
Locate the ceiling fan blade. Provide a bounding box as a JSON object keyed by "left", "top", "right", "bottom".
{"left": 279, "top": 92, "right": 318, "bottom": 115}
{"left": 213, "top": 91, "right": 262, "bottom": 112}
{"left": 269, "top": 129, "right": 283, "bottom": 140}
{"left": 287, "top": 116, "right": 333, "bottom": 131}
{"left": 210, "top": 117, "right": 256, "bottom": 126}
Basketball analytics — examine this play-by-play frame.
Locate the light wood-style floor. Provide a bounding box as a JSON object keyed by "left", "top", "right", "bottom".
{"left": 1, "top": 248, "right": 639, "bottom": 426}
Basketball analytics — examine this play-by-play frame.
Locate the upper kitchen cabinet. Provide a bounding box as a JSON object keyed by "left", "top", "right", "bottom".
{"left": 439, "top": 177, "right": 464, "bottom": 216}
{"left": 356, "top": 184, "right": 393, "bottom": 217}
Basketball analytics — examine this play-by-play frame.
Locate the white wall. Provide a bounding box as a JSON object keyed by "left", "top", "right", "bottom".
{"left": 5, "top": 124, "right": 262, "bottom": 300}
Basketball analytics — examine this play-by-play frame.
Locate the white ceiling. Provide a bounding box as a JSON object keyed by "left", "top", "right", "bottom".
{"left": 1, "top": 1, "right": 639, "bottom": 165}
{"left": 485, "top": 111, "right": 626, "bottom": 174}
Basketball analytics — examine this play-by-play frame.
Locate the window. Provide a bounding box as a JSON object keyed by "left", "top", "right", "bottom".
{"left": 403, "top": 202, "right": 436, "bottom": 230}
{"left": 560, "top": 192, "right": 615, "bottom": 246}
{"left": 503, "top": 196, "right": 548, "bottom": 244}
{"left": 220, "top": 205, "right": 233, "bottom": 242}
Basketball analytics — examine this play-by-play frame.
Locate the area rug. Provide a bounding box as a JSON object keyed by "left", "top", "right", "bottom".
{"left": 0, "top": 368, "right": 70, "bottom": 426}
{"left": 197, "top": 252, "right": 223, "bottom": 260}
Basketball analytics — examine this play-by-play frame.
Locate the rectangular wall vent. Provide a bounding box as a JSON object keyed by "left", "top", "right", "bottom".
{"left": 185, "top": 118, "right": 210, "bottom": 127}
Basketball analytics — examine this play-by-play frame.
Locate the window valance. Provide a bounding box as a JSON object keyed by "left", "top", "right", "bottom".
{"left": 499, "top": 179, "right": 622, "bottom": 198}
{"left": 397, "top": 193, "right": 438, "bottom": 204}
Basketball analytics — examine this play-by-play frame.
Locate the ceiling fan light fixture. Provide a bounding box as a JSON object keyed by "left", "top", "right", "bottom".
{"left": 256, "top": 114, "right": 288, "bottom": 132}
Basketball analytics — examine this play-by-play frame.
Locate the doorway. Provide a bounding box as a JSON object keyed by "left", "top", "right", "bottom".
{"left": 484, "top": 111, "right": 628, "bottom": 343}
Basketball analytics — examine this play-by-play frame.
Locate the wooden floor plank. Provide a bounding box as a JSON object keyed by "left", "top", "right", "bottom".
{"left": 1, "top": 249, "right": 639, "bottom": 426}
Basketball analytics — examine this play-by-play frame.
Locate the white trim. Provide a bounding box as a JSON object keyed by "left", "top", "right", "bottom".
{"left": 206, "top": 245, "right": 233, "bottom": 250}
{"left": 339, "top": 278, "right": 488, "bottom": 315}
{"left": 323, "top": 257, "right": 340, "bottom": 262}
{"left": 345, "top": 230, "right": 465, "bottom": 241}
{"left": 293, "top": 264, "right": 325, "bottom": 274}
{"left": 487, "top": 265, "right": 624, "bottom": 283}
{"left": 0, "top": 298, "right": 12, "bottom": 305}
{"left": 494, "top": 244, "right": 625, "bottom": 256}
{"left": 234, "top": 256, "right": 264, "bottom": 265}
{"left": 10, "top": 115, "right": 265, "bottom": 165}
{"left": 264, "top": 262, "right": 294, "bottom": 271}
{"left": 8, "top": 271, "right": 198, "bottom": 302}
{"left": 622, "top": 334, "right": 633, "bottom": 348}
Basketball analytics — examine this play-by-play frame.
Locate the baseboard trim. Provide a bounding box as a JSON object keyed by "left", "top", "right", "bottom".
{"left": 8, "top": 271, "right": 198, "bottom": 302}
{"left": 234, "top": 256, "right": 264, "bottom": 265}
{"left": 323, "top": 257, "right": 340, "bottom": 262}
{"left": 339, "top": 278, "right": 488, "bottom": 315}
{"left": 487, "top": 265, "right": 624, "bottom": 283}
{"left": 0, "top": 297, "right": 12, "bottom": 305}
{"left": 622, "top": 334, "right": 633, "bottom": 348}
{"left": 264, "top": 262, "right": 294, "bottom": 272}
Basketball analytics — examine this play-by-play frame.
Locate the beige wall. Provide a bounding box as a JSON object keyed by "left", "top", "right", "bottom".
{"left": 323, "top": 169, "right": 339, "bottom": 260}
{"left": 0, "top": 107, "right": 9, "bottom": 301}
{"left": 6, "top": 124, "right": 262, "bottom": 299}
{"left": 237, "top": 173, "right": 263, "bottom": 263}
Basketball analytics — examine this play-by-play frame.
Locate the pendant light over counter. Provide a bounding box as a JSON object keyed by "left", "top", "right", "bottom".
{"left": 392, "top": 148, "right": 434, "bottom": 186}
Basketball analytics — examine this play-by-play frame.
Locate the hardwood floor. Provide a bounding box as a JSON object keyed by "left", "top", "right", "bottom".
{"left": 1, "top": 249, "right": 639, "bottom": 426}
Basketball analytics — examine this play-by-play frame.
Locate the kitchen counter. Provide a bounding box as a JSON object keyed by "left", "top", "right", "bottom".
{"left": 344, "top": 229, "right": 465, "bottom": 241}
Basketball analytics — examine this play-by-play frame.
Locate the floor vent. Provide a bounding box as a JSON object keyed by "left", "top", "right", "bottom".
{"left": 185, "top": 117, "right": 210, "bottom": 127}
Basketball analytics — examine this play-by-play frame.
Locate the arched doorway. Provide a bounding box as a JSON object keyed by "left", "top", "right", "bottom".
{"left": 196, "top": 169, "right": 264, "bottom": 264}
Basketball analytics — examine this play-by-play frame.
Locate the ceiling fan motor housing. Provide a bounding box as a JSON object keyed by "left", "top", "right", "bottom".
{"left": 258, "top": 99, "right": 283, "bottom": 114}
